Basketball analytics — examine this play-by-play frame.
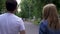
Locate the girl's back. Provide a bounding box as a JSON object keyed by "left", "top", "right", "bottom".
{"left": 39, "top": 20, "right": 60, "bottom": 34}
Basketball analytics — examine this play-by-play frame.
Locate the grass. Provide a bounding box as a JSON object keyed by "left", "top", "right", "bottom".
{"left": 33, "top": 19, "right": 41, "bottom": 25}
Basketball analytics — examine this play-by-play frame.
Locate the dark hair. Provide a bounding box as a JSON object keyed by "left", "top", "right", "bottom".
{"left": 6, "top": 0, "right": 17, "bottom": 12}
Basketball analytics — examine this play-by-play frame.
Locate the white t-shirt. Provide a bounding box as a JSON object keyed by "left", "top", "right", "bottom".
{"left": 0, "top": 13, "right": 25, "bottom": 34}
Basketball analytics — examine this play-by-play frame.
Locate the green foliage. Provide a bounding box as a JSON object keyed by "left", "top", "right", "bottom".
{"left": 0, "top": 0, "right": 6, "bottom": 14}
{"left": 16, "top": 12, "right": 21, "bottom": 17}
{"left": 40, "top": 0, "right": 60, "bottom": 14}
{"left": 20, "top": 0, "right": 29, "bottom": 18}
{"left": 20, "top": 0, "right": 60, "bottom": 19}
{"left": 20, "top": 0, "right": 43, "bottom": 19}
{"left": 19, "top": 0, "right": 60, "bottom": 24}
{"left": 33, "top": 18, "right": 41, "bottom": 25}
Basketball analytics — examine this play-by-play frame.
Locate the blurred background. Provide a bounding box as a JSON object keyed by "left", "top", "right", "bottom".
{"left": 0, "top": 0, "right": 60, "bottom": 24}
{"left": 0, "top": 0, "right": 60, "bottom": 34}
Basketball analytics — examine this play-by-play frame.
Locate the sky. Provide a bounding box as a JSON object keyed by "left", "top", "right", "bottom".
{"left": 16, "top": 0, "right": 21, "bottom": 4}
{"left": 16, "top": 0, "right": 21, "bottom": 12}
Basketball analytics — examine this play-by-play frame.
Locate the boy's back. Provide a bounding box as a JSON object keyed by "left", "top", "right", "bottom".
{"left": 0, "top": 13, "right": 25, "bottom": 34}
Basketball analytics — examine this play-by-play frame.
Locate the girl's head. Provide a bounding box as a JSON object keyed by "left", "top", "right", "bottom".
{"left": 43, "top": 4, "right": 59, "bottom": 30}
{"left": 43, "top": 4, "right": 58, "bottom": 19}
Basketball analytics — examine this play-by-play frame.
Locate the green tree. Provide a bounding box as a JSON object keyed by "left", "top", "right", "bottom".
{"left": 0, "top": 0, "right": 6, "bottom": 14}
{"left": 40, "top": 0, "right": 60, "bottom": 14}
{"left": 20, "top": 0, "right": 60, "bottom": 18}
{"left": 20, "top": 0, "right": 29, "bottom": 18}
{"left": 19, "top": 0, "right": 60, "bottom": 24}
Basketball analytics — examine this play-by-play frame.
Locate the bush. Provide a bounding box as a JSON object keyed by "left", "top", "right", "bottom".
{"left": 33, "top": 18, "right": 41, "bottom": 25}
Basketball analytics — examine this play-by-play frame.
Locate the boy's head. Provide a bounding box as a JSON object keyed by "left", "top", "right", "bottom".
{"left": 6, "top": 0, "right": 17, "bottom": 13}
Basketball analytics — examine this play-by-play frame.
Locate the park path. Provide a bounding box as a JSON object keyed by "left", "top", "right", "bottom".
{"left": 24, "top": 21, "right": 39, "bottom": 34}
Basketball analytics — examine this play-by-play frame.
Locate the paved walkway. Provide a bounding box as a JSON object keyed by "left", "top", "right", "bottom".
{"left": 24, "top": 21, "right": 39, "bottom": 34}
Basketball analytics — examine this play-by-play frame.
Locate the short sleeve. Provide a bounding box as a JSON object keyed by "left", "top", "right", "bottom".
{"left": 19, "top": 18, "right": 25, "bottom": 31}
{"left": 39, "top": 21, "right": 47, "bottom": 34}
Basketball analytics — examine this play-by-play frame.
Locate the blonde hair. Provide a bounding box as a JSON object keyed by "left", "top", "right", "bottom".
{"left": 43, "top": 4, "right": 60, "bottom": 30}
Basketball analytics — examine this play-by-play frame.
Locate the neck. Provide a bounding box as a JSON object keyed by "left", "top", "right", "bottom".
{"left": 7, "top": 11, "right": 14, "bottom": 13}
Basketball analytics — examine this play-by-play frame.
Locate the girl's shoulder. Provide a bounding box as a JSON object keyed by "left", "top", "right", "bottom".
{"left": 39, "top": 19, "right": 48, "bottom": 30}
{"left": 40, "top": 19, "right": 48, "bottom": 26}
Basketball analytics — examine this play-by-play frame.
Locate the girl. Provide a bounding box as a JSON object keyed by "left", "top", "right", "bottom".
{"left": 39, "top": 4, "right": 60, "bottom": 34}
